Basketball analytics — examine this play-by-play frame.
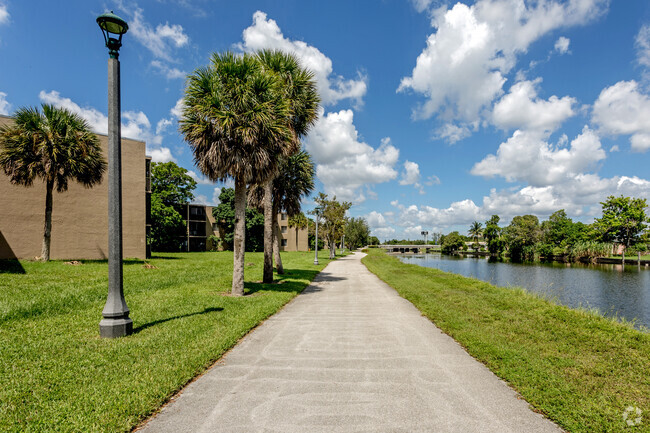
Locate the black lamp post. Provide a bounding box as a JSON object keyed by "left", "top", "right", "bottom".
{"left": 97, "top": 11, "right": 132, "bottom": 338}
{"left": 313, "top": 207, "right": 321, "bottom": 265}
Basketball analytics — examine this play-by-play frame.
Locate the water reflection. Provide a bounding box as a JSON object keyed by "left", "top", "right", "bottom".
{"left": 399, "top": 253, "right": 650, "bottom": 330}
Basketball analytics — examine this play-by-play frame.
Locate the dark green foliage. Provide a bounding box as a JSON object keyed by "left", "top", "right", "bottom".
{"left": 149, "top": 162, "right": 197, "bottom": 252}
{"left": 441, "top": 231, "right": 464, "bottom": 254}
{"left": 368, "top": 236, "right": 380, "bottom": 246}
{"left": 212, "top": 188, "right": 264, "bottom": 252}
{"left": 594, "top": 195, "right": 648, "bottom": 248}
{"left": 150, "top": 195, "right": 185, "bottom": 252}
{"left": 345, "top": 217, "right": 371, "bottom": 250}
{"left": 505, "top": 215, "right": 541, "bottom": 261}
{"left": 151, "top": 161, "right": 197, "bottom": 206}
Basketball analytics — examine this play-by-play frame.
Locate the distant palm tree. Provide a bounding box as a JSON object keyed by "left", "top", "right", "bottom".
{"left": 468, "top": 221, "right": 483, "bottom": 251}
{"left": 0, "top": 105, "right": 106, "bottom": 261}
{"left": 179, "top": 51, "right": 293, "bottom": 295}
{"left": 255, "top": 50, "right": 320, "bottom": 283}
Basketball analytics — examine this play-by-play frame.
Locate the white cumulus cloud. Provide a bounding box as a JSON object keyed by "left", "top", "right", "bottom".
{"left": 305, "top": 109, "right": 399, "bottom": 202}
{"left": 128, "top": 7, "right": 189, "bottom": 61}
{"left": 239, "top": 11, "right": 367, "bottom": 107}
{"left": 471, "top": 126, "right": 606, "bottom": 187}
{"left": 39, "top": 90, "right": 174, "bottom": 161}
{"left": 554, "top": 36, "right": 570, "bottom": 54}
{"left": 592, "top": 80, "right": 650, "bottom": 152}
{"left": 399, "top": 0, "right": 607, "bottom": 124}
{"left": 492, "top": 79, "right": 576, "bottom": 132}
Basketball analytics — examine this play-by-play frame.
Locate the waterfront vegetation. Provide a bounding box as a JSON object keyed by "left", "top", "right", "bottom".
{"left": 362, "top": 248, "right": 650, "bottom": 433}
{"left": 0, "top": 250, "right": 336, "bottom": 432}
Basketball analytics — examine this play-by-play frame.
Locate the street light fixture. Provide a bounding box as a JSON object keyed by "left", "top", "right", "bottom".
{"left": 313, "top": 207, "right": 321, "bottom": 265}
{"left": 97, "top": 11, "right": 132, "bottom": 338}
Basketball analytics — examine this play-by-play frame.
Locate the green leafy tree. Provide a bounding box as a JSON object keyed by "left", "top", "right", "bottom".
{"left": 149, "top": 162, "right": 196, "bottom": 252}
{"left": 594, "top": 196, "right": 648, "bottom": 251}
{"left": 368, "top": 236, "right": 380, "bottom": 246}
{"left": 0, "top": 105, "right": 106, "bottom": 261}
{"left": 345, "top": 217, "right": 371, "bottom": 250}
{"left": 314, "top": 193, "right": 351, "bottom": 259}
{"left": 505, "top": 215, "right": 541, "bottom": 261}
{"left": 180, "top": 51, "right": 293, "bottom": 296}
{"left": 483, "top": 215, "right": 504, "bottom": 256}
{"left": 151, "top": 161, "right": 197, "bottom": 205}
{"left": 441, "top": 231, "right": 464, "bottom": 254}
{"left": 254, "top": 50, "right": 320, "bottom": 283}
{"left": 213, "top": 188, "right": 264, "bottom": 252}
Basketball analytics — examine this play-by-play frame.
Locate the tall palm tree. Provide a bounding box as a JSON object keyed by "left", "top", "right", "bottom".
{"left": 468, "top": 221, "right": 483, "bottom": 251}
{"left": 179, "top": 51, "right": 293, "bottom": 295}
{"left": 0, "top": 104, "right": 106, "bottom": 261}
{"left": 255, "top": 50, "right": 320, "bottom": 283}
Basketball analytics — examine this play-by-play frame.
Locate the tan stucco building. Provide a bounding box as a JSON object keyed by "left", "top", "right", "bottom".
{"left": 178, "top": 204, "right": 308, "bottom": 252}
{"left": 0, "top": 115, "right": 150, "bottom": 260}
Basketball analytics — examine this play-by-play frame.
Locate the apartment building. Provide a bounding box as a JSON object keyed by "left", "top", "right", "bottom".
{"left": 177, "top": 204, "right": 308, "bottom": 252}
{"left": 0, "top": 115, "right": 150, "bottom": 260}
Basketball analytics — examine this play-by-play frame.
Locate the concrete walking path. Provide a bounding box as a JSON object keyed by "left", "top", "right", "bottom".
{"left": 138, "top": 252, "right": 562, "bottom": 432}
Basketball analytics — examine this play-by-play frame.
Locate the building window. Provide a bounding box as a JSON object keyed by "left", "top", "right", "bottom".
{"left": 212, "top": 223, "right": 218, "bottom": 232}
{"left": 281, "top": 226, "right": 287, "bottom": 234}
{"left": 281, "top": 239, "right": 288, "bottom": 247}
{"left": 281, "top": 212, "right": 287, "bottom": 220}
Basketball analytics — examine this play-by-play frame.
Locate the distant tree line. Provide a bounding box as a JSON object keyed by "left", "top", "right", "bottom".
{"left": 439, "top": 196, "right": 648, "bottom": 262}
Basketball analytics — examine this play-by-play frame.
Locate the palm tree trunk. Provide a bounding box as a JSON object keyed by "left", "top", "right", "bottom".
{"left": 232, "top": 178, "right": 246, "bottom": 296}
{"left": 262, "top": 180, "right": 274, "bottom": 283}
{"left": 273, "top": 205, "right": 284, "bottom": 274}
{"left": 41, "top": 179, "right": 54, "bottom": 261}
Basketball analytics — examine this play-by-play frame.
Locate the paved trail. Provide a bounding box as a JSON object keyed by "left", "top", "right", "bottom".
{"left": 138, "top": 252, "right": 562, "bottom": 433}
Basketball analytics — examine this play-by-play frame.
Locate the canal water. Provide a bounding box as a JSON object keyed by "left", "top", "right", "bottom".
{"left": 398, "top": 253, "right": 650, "bottom": 330}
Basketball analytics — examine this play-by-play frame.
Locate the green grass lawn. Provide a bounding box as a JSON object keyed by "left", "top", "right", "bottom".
{"left": 362, "top": 249, "right": 650, "bottom": 433}
{"left": 0, "top": 250, "right": 336, "bottom": 433}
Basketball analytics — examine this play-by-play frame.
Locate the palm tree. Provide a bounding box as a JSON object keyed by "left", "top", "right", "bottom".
{"left": 255, "top": 50, "right": 320, "bottom": 283}
{"left": 468, "top": 221, "right": 483, "bottom": 252}
{"left": 249, "top": 150, "right": 315, "bottom": 274}
{"left": 288, "top": 212, "right": 309, "bottom": 251}
{"left": 179, "top": 51, "right": 293, "bottom": 296}
{"left": 0, "top": 105, "right": 106, "bottom": 261}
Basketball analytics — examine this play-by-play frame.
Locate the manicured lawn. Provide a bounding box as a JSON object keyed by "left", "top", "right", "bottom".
{"left": 0, "top": 250, "right": 336, "bottom": 433}
{"left": 362, "top": 249, "right": 650, "bottom": 433}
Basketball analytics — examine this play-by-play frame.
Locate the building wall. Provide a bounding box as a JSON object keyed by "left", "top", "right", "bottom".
{"left": 277, "top": 212, "right": 308, "bottom": 252}
{"left": 198, "top": 206, "right": 308, "bottom": 252}
{"left": 0, "top": 115, "right": 148, "bottom": 260}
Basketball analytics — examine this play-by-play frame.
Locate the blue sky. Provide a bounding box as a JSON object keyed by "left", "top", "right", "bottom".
{"left": 1, "top": 0, "right": 649, "bottom": 240}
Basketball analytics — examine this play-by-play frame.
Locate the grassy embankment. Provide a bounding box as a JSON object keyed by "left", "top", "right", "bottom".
{"left": 362, "top": 248, "right": 650, "bottom": 433}
{"left": 0, "top": 250, "right": 335, "bottom": 432}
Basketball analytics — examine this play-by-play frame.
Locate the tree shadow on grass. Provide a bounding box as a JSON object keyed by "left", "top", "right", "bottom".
{"left": 133, "top": 306, "right": 224, "bottom": 334}
{"left": 0, "top": 259, "right": 26, "bottom": 274}
{"left": 244, "top": 270, "right": 347, "bottom": 296}
{"left": 148, "top": 255, "right": 183, "bottom": 260}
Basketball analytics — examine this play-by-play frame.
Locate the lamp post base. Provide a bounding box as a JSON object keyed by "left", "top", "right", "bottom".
{"left": 99, "top": 316, "right": 133, "bottom": 338}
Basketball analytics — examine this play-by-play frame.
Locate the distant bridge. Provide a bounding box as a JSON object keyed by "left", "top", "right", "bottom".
{"left": 377, "top": 245, "right": 441, "bottom": 254}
